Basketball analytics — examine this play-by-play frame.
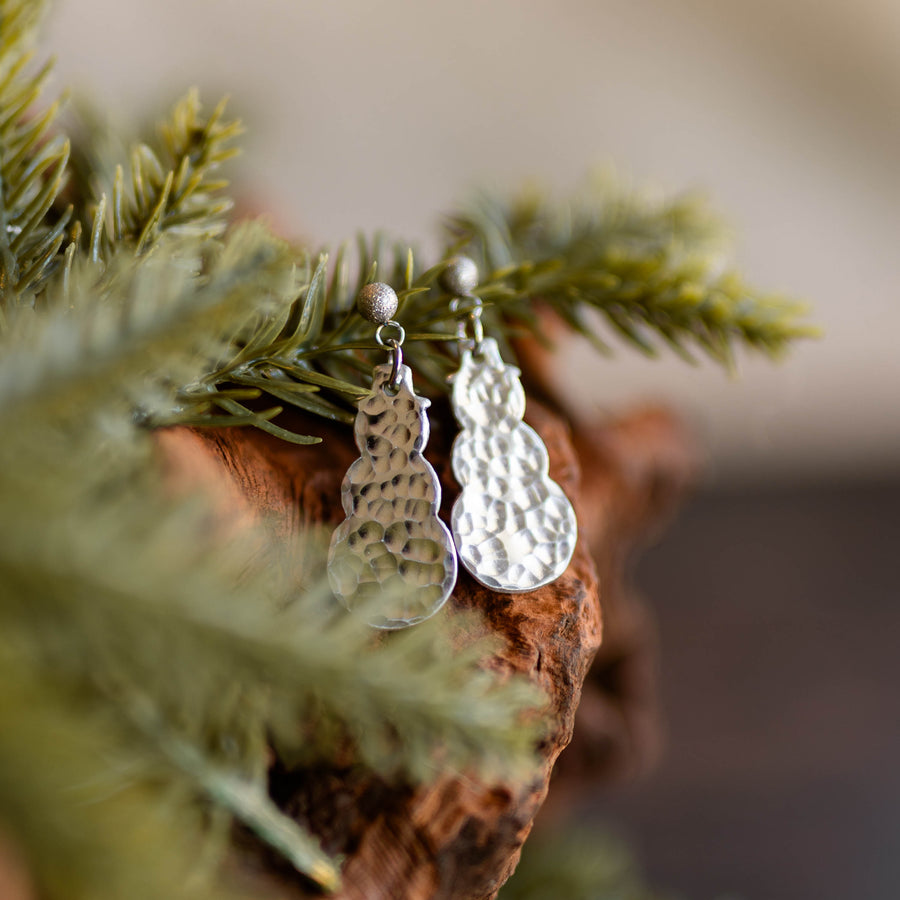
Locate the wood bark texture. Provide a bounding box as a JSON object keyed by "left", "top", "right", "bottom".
{"left": 157, "top": 373, "right": 696, "bottom": 898}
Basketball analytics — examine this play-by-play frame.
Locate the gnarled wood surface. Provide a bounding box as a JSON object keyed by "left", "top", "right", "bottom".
{"left": 157, "top": 381, "right": 697, "bottom": 898}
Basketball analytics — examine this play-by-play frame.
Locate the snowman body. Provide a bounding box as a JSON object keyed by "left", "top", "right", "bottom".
{"left": 328, "top": 363, "right": 456, "bottom": 628}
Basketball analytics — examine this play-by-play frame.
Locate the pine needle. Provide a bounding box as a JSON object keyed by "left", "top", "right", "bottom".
{"left": 0, "top": 0, "right": 71, "bottom": 308}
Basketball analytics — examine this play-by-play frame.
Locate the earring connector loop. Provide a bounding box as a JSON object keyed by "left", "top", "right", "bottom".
{"left": 375, "top": 320, "right": 406, "bottom": 391}
{"left": 449, "top": 296, "right": 484, "bottom": 352}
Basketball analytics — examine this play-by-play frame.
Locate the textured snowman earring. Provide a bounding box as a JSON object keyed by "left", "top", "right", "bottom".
{"left": 328, "top": 283, "right": 457, "bottom": 629}
{"left": 442, "top": 257, "right": 577, "bottom": 593}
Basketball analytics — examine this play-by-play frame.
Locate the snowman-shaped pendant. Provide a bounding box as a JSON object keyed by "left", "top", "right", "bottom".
{"left": 449, "top": 337, "right": 577, "bottom": 592}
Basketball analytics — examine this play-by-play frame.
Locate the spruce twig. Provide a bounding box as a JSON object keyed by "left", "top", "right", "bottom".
{"left": 446, "top": 180, "right": 820, "bottom": 366}
{"left": 0, "top": 0, "right": 71, "bottom": 311}
{"left": 157, "top": 187, "right": 816, "bottom": 442}
{"left": 0, "top": 663, "right": 237, "bottom": 900}
{"left": 84, "top": 89, "right": 242, "bottom": 259}
{"left": 0, "top": 9, "right": 816, "bottom": 443}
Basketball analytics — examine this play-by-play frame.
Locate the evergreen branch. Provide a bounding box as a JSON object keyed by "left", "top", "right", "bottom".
{"left": 82, "top": 89, "right": 241, "bottom": 260}
{"left": 158, "top": 236, "right": 433, "bottom": 439}
{"left": 0, "top": 0, "right": 816, "bottom": 448}
{"left": 0, "top": 477, "right": 543, "bottom": 783}
{"left": 0, "top": 660, "right": 240, "bottom": 900}
{"left": 1, "top": 646, "right": 340, "bottom": 895}
{"left": 0, "top": 223, "right": 299, "bottom": 426}
{"left": 134, "top": 704, "right": 342, "bottom": 892}
{"left": 0, "top": 0, "right": 71, "bottom": 310}
{"left": 157, "top": 188, "right": 815, "bottom": 440}
{"left": 446, "top": 181, "right": 819, "bottom": 365}
{"left": 195, "top": 768, "right": 341, "bottom": 893}
{"left": 5, "top": 72, "right": 813, "bottom": 442}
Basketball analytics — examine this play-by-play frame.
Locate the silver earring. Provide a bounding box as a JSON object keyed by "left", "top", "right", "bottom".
{"left": 443, "top": 257, "right": 577, "bottom": 593}
{"left": 328, "top": 283, "right": 457, "bottom": 629}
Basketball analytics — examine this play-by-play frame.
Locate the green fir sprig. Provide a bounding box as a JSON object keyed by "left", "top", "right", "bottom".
{"left": 83, "top": 89, "right": 241, "bottom": 259}
{"left": 150, "top": 184, "right": 817, "bottom": 444}
{"left": 0, "top": 0, "right": 813, "bottom": 442}
{"left": 0, "top": 0, "right": 70, "bottom": 311}
{"left": 447, "top": 181, "right": 818, "bottom": 366}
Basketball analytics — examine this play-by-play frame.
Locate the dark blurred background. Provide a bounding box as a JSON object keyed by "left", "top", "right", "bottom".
{"left": 50, "top": 2, "right": 900, "bottom": 896}
{"left": 597, "top": 478, "right": 900, "bottom": 899}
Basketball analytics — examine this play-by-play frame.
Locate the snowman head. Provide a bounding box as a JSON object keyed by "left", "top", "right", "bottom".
{"left": 451, "top": 338, "right": 525, "bottom": 432}
{"left": 356, "top": 363, "right": 430, "bottom": 456}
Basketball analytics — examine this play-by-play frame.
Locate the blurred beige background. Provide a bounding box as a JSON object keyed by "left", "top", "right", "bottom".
{"left": 48, "top": 0, "right": 900, "bottom": 483}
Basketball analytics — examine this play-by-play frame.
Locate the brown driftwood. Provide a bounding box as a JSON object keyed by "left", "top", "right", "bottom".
{"left": 155, "top": 378, "right": 696, "bottom": 898}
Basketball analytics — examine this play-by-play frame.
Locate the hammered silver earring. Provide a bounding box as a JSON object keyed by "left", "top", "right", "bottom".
{"left": 328, "top": 283, "right": 457, "bottom": 629}
{"left": 442, "top": 257, "right": 577, "bottom": 593}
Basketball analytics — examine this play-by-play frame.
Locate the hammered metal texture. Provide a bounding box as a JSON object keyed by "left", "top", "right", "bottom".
{"left": 328, "top": 363, "right": 457, "bottom": 629}
{"left": 450, "top": 338, "right": 577, "bottom": 593}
